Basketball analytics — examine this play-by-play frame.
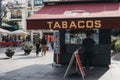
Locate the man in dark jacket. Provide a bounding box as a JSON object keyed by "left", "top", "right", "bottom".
{"left": 82, "top": 32, "right": 95, "bottom": 69}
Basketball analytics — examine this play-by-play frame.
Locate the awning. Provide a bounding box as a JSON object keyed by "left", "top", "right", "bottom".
{"left": 0, "top": 28, "right": 11, "bottom": 34}
{"left": 27, "top": 2, "right": 120, "bottom": 30}
{"left": 2, "top": 23, "right": 13, "bottom": 27}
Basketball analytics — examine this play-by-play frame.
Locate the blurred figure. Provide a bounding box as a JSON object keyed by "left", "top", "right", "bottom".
{"left": 41, "top": 35, "right": 47, "bottom": 56}
{"left": 34, "top": 34, "right": 41, "bottom": 56}
{"left": 82, "top": 32, "right": 95, "bottom": 69}
{"left": 5, "top": 35, "right": 10, "bottom": 42}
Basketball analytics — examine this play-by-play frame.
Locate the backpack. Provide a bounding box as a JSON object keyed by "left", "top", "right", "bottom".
{"left": 41, "top": 38, "right": 47, "bottom": 44}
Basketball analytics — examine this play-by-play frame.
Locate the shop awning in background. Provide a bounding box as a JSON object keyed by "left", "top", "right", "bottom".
{"left": 0, "top": 28, "right": 11, "bottom": 34}
{"left": 11, "top": 30, "right": 29, "bottom": 35}
{"left": 2, "top": 23, "right": 13, "bottom": 27}
{"left": 27, "top": 2, "right": 120, "bottom": 29}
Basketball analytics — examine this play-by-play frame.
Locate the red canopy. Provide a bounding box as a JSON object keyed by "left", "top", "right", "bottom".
{"left": 27, "top": 2, "right": 120, "bottom": 29}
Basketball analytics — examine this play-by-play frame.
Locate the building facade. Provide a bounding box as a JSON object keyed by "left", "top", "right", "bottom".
{"left": 0, "top": 1, "right": 2, "bottom": 27}
{"left": 27, "top": 0, "right": 54, "bottom": 42}
{"left": 26, "top": 0, "right": 43, "bottom": 41}
{"left": 1, "top": 0, "right": 44, "bottom": 42}
{"left": 1, "top": 0, "right": 26, "bottom": 30}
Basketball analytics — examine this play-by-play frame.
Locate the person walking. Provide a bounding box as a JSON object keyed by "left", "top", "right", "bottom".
{"left": 82, "top": 32, "right": 95, "bottom": 69}
{"left": 34, "top": 34, "right": 41, "bottom": 56}
{"left": 41, "top": 35, "right": 47, "bottom": 56}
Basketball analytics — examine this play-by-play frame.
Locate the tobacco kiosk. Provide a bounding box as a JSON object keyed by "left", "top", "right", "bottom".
{"left": 27, "top": 1, "right": 120, "bottom": 67}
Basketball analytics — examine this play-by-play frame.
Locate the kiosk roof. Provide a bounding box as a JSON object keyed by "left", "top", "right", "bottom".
{"left": 28, "top": 3, "right": 120, "bottom": 19}
{"left": 27, "top": 2, "right": 120, "bottom": 29}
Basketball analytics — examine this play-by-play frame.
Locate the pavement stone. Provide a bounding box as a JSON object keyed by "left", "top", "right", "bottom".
{"left": 0, "top": 47, "right": 120, "bottom": 80}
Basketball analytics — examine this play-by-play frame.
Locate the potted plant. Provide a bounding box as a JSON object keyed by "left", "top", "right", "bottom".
{"left": 5, "top": 47, "right": 15, "bottom": 58}
{"left": 23, "top": 42, "right": 33, "bottom": 55}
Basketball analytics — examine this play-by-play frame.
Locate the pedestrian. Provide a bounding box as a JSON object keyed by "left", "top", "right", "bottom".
{"left": 34, "top": 34, "right": 41, "bottom": 56}
{"left": 41, "top": 35, "right": 47, "bottom": 56}
{"left": 82, "top": 32, "right": 95, "bottom": 69}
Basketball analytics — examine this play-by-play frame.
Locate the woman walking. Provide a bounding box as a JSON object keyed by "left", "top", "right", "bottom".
{"left": 41, "top": 35, "right": 47, "bottom": 56}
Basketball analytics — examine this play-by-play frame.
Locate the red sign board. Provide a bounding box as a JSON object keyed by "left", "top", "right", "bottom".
{"left": 75, "top": 52, "right": 85, "bottom": 78}
{"left": 27, "top": 17, "right": 120, "bottom": 30}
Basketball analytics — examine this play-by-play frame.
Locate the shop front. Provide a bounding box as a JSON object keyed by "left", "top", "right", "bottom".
{"left": 27, "top": 1, "right": 120, "bottom": 67}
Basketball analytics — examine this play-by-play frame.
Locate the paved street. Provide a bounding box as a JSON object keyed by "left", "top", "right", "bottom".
{"left": 0, "top": 47, "right": 120, "bottom": 80}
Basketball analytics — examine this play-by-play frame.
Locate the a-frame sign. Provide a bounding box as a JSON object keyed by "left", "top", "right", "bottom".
{"left": 64, "top": 49, "right": 85, "bottom": 80}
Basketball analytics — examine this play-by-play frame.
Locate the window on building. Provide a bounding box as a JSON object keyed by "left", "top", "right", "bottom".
{"left": 11, "top": 10, "right": 16, "bottom": 19}
{"left": 28, "top": 0, "right": 31, "bottom": 7}
{"left": 11, "top": 10, "right": 22, "bottom": 19}
{"left": 17, "top": 10, "right": 22, "bottom": 18}
{"left": 28, "top": 11, "right": 32, "bottom": 17}
{"left": 34, "top": 0, "right": 42, "bottom": 6}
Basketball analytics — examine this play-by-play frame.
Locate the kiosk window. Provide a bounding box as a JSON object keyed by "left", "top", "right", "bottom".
{"left": 91, "top": 29, "right": 99, "bottom": 44}
{"left": 65, "top": 29, "right": 99, "bottom": 44}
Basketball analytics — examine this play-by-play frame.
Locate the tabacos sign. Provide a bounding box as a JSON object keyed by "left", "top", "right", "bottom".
{"left": 47, "top": 20, "right": 101, "bottom": 29}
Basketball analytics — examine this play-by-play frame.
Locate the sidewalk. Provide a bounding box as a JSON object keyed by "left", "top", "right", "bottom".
{"left": 0, "top": 47, "right": 120, "bottom": 80}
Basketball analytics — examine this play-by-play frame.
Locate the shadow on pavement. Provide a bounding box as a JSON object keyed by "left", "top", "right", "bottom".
{"left": 0, "top": 64, "right": 109, "bottom": 80}
{"left": 0, "top": 57, "right": 10, "bottom": 60}
{"left": 13, "top": 55, "right": 43, "bottom": 60}
{"left": 0, "top": 64, "right": 65, "bottom": 80}
{"left": 63, "top": 66, "right": 108, "bottom": 80}
{"left": 14, "top": 54, "right": 28, "bottom": 56}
